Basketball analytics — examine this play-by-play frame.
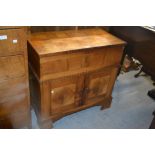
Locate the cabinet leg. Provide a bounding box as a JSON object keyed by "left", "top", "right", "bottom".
{"left": 39, "top": 120, "right": 53, "bottom": 129}
{"left": 100, "top": 97, "right": 112, "bottom": 110}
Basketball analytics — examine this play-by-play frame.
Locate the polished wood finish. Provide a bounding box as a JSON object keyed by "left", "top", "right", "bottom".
{"left": 29, "top": 28, "right": 123, "bottom": 57}
{"left": 0, "top": 28, "right": 26, "bottom": 57}
{"left": 0, "top": 55, "right": 25, "bottom": 81}
{"left": 0, "top": 27, "right": 30, "bottom": 128}
{"left": 28, "top": 28, "right": 125, "bottom": 128}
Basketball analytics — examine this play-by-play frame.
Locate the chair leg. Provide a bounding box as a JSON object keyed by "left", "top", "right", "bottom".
{"left": 148, "top": 89, "right": 155, "bottom": 100}
{"left": 134, "top": 67, "right": 143, "bottom": 78}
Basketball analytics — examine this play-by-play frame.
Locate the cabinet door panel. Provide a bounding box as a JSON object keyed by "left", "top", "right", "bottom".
{"left": 84, "top": 68, "right": 117, "bottom": 105}
{"left": 50, "top": 75, "right": 84, "bottom": 114}
{"left": 51, "top": 84, "right": 76, "bottom": 108}
{"left": 87, "top": 74, "right": 110, "bottom": 99}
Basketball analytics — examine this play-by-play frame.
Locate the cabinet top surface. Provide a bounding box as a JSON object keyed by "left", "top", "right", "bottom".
{"left": 28, "top": 28, "right": 126, "bottom": 57}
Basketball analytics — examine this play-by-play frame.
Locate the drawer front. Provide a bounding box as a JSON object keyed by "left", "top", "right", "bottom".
{"left": 40, "top": 46, "right": 123, "bottom": 80}
{"left": 42, "top": 58, "right": 68, "bottom": 75}
{"left": 0, "top": 55, "right": 26, "bottom": 82}
{"left": 0, "top": 77, "right": 28, "bottom": 117}
{"left": 0, "top": 28, "right": 26, "bottom": 56}
{"left": 86, "top": 46, "right": 123, "bottom": 68}
{"left": 41, "top": 52, "right": 86, "bottom": 76}
{"left": 103, "top": 46, "right": 124, "bottom": 67}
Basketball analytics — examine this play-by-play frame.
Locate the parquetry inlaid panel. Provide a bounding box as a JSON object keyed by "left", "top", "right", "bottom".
{"left": 87, "top": 75, "right": 110, "bottom": 99}
{"left": 51, "top": 84, "right": 76, "bottom": 109}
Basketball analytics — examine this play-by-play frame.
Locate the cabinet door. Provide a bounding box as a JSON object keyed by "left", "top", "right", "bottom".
{"left": 50, "top": 74, "right": 84, "bottom": 114}
{"left": 83, "top": 68, "right": 118, "bottom": 106}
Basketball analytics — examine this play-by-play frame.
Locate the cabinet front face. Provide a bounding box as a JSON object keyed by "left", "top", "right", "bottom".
{"left": 0, "top": 78, "right": 28, "bottom": 117}
{"left": 83, "top": 68, "right": 116, "bottom": 105}
{"left": 50, "top": 75, "right": 84, "bottom": 114}
{"left": 0, "top": 55, "right": 26, "bottom": 82}
{"left": 0, "top": 28, "right": 26, "bottom": 57}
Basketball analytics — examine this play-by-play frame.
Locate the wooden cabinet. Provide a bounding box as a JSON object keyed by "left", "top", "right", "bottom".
{"left": 28, "top": 28, "right": 125, "bottom": 128}
{"left": 0, "top": 27, "right": 30, "bottom": 129}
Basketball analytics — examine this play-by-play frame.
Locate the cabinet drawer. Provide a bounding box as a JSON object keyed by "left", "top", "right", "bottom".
{"left": 86, "top": 46, "right": 123, "bottom": 68}
{"left": 0, "top": 77, "right": 28, "bottom": 117}
{"left": 0, "top": 28, "right": 26, "bottom": 56}
{"left": 39, "top": 46, "right": 123, "bottom": 81}
{"left": 0, "top": 55, "right": 26, "bottom": 82}
{"left": 103, "top": 46, "right": 124, "bottom": 67}
{"left": 40, "top": 52, "right": 86, "bottom": 75}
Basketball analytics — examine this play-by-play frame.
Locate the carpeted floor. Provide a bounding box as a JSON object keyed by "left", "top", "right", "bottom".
{"left": 31, "top": 71, "right": 155, "bottom": 129}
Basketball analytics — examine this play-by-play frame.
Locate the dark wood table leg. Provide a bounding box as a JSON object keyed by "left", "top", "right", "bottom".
{"left": 148, "top": 89, "right": 155, "bottom": 129}
{"left": 134, "top": 67, "right": 143, "bottom": 78}
{"left": 148, "top": 89, "right": 155, "bottom": 100}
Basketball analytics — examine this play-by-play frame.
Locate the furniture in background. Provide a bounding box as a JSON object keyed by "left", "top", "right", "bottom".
{"left": 28, "top": 28, "right": 125, "bottom": 128}
{"left": 148, "top": 89, "right": 155, "bottom": 100}
{"left": 110, "top": 26, "right": 155, "bottom": 80}
{"left": 110, "top": 26, "right": 155, "bottom": 128}
{"left": 0, "top": 26, "right": 31, "bottom": 128}
{"left": 149, "top": 111, "right": 155, "bottom": 129}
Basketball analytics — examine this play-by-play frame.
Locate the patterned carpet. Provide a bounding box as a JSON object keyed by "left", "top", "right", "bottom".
{"left": 32, "top": 71, "right": 155, "bottom": 129}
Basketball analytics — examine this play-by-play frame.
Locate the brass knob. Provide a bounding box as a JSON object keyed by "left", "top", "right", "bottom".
{"left": 51, "top": 90, "right": 54, "bottom": 94}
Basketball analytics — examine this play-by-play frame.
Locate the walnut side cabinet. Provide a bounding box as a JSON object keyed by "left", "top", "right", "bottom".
{"left": 28, "top": 28, "right": 126, "bottom": 128}
{"left": 0, "top": 27, "right": 31, "bottom": 128}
